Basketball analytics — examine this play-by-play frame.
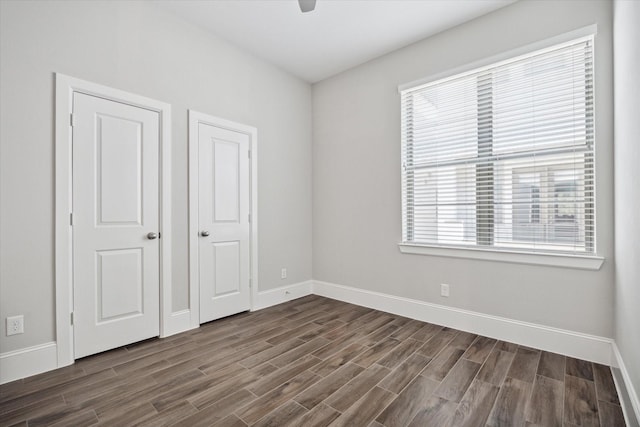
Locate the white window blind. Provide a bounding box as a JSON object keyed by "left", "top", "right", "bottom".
{"left": 401, "top": 36, "right": 595, "bottom": 255}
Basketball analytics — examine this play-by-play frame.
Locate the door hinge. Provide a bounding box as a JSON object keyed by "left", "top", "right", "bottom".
{"left": 249, "top": 278, "right": 252, "bottom": 288}
{"left": 70, "top": 213, "right": 73, "bottom": 226}
{"left": 70, "top": 312, "right": 74, "bottom": 325}
{"left": 248, "top": 150, "right": 251, "bottom": 159}
{"left": 70, "top": 113, "right": 75, "bottom": 127}
{"left": 248, "top": 213, "right": 251, "bottom": 223}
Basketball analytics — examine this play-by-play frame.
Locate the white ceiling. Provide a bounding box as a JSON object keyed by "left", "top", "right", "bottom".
{"left": 157, "top": 0, "right": 516, "bottom": 83}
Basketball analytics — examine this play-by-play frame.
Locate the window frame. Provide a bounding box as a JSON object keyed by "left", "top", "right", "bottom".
{"left": 397, "top": 25, "right": 604, "bottom": 270}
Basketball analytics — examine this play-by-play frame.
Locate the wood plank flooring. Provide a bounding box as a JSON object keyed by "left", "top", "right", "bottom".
{"left": 0, "top": 295, "right": 626, "bottom": 426}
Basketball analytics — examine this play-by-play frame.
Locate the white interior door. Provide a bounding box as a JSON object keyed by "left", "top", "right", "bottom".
{"left": 72, "top": 92, "right": 160, "bottom": 358}
{"left": 198, "top": 122, "right": 251, "bottom": 323}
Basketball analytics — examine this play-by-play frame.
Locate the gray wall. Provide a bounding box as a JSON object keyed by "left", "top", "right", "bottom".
{"left": 0, "top": 0, "right": 313, "bottom": 353}
{"left": 614, "top": 0, "right": 640, "bottom": 410}
{"left": 312, "top": 0, "right": 614, "bottom": 337}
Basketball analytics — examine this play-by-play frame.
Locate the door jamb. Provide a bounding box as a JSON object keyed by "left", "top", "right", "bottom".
{"left": 188, "top": 110, "right": 258, "bottom": 328}
{"left": 54, "top": 73, "right": 172, "bottom": 368}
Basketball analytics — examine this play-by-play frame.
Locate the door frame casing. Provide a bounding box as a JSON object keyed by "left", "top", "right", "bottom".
{"left": 54, "top": 73, "right": 172, "bottom": 368}
{"left": 188, "top": 110, "right": 258, "bottom": 327}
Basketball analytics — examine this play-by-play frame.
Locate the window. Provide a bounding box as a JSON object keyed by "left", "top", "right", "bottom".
{"left": 400, "top": 36, "right": 595, "bottom": 256}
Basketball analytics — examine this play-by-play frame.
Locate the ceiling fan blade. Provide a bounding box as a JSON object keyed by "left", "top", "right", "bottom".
{"left": 298, "top": 0, "right": 316, "bottom": 13}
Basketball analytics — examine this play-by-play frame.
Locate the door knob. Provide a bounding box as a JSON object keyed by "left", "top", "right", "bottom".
{"left": 147, "top": 232, "right": 158, "bottom": 240}
{"left": 201, "top": 231, "right": 210, "bottom": 237}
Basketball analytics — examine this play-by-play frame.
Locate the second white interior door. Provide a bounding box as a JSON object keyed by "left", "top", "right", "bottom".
{"left": 198, "top": 121, "right": 251, "bottom": 323}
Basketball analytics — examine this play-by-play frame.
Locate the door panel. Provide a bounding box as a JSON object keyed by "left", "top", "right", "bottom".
{"left": 97, "top": 115, "right": 142, "bottom": 225}
{"left": 97, "top": 249, "right": 143, "bottom": 321}
{"left": 213, "top": 141, "right": 240, "bottom": 222}
{"left": 73, "top": 92, "right": 160, "bottom": 358}
{"left": 199, "top": 123, "right": 250, "bottom": 323}
{"left": 212, "top": 241, "right": 241, "bottom": 296}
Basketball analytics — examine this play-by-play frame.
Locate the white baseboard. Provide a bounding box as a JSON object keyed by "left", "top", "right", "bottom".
{"left": 0, "top": 342, "right": 58, "bottom": 385}
{"left": 253, "top": 281, "right": 314, "bottom": 311}
{"left": 612, "top": 343, "right": 640, "bottom": 427}
{"left": 313, "top": 280, "right": 613, "bottom": 365}
{"left": 161, "top": 309, "right": 197, "bottom": 338}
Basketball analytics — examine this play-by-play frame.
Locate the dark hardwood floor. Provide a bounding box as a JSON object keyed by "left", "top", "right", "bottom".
{"left": 0, "top": 295, "right": 626, "bottom": 426}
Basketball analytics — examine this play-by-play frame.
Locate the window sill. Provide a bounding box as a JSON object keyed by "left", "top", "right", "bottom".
{"left": 398, "top": 243, "right": 604, "bottom": 270}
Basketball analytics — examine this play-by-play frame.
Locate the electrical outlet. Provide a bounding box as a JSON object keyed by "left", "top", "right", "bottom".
{"left": 440, "top": 284, "right": 450, "bottom": 297}
{"left": 6, "top": 315, "right": 24, "bottom": 336}
{"left": 281, "top": 268, "right": 287, "bottom": 279}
